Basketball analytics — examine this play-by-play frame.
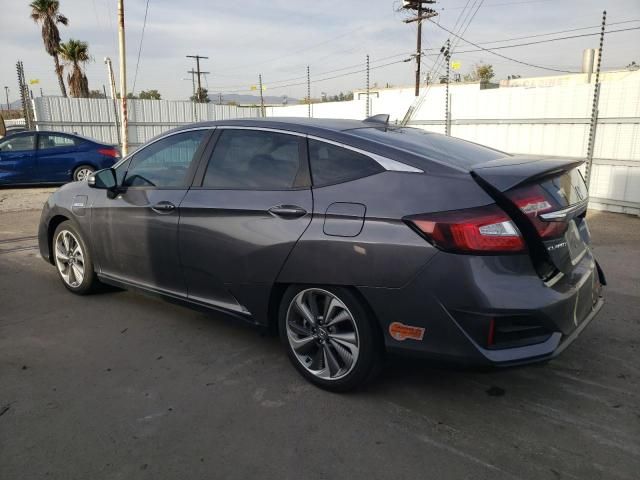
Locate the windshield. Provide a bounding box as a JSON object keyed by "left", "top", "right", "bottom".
{"left": 348, "top": 127, "right": 508, "bottom": 170}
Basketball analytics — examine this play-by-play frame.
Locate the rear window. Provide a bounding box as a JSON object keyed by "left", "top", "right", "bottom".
{"left": 540, "top": 168, "right": 588, "bottom": 208}
{"left": 349, "top": 127, "right": 507, "bottom": 169}
{"left": 309, "top": 139, "right": 383, "bottom": 187}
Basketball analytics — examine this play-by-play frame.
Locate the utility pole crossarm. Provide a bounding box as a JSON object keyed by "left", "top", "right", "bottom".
{"left": 400, "top": 1, "right": 438, "bottom": 97}
{"left": 187, "top": 55, "right": 209, "bottom": 103}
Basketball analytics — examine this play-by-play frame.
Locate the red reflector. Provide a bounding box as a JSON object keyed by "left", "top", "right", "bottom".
{"left": 487, "top": 318, "right": 495, "bottom": 347}
{"left": 506, "top": 185, "right": 567, "bottom": 239}
{"left": 98, "top": 148, "right": 120, "bottom": 158}
{"left": 407, "top": 204, "right": 525, "bottom": 254}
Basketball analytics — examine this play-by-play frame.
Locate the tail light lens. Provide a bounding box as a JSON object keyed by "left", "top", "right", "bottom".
{"left": 405, "top": 204, "right": 525, "bottom": 254}
{"left": 505, "top": 184, "right": 566, "bottom": 239}
{"left": 98, "top": 148, "right": 120, "bottom": 158}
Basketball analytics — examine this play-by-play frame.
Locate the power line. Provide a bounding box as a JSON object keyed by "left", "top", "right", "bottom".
{"left": 426, "top": 25, "right": 640, "bottom": 72}
{"left": 204, "top": 22, "right": 640, "bottom": 94}
{"left": 475, "top": 19, "right": 640, "bottom": 45}
{"left": 429, "top": 18, "right": 625, "bottom": 73}
{"left": 131, "top": 0, "right": 150, "bottom": 94}
{"left": 441, "top": 0, "right": 555, "bottom": 10}
{"left": 221, "top": 25, "right": 369, "bottom": 73}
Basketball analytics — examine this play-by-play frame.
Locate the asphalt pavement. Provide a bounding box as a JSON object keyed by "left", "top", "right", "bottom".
{"left": 1, "top": 189, "right": 638, "bottom": 480}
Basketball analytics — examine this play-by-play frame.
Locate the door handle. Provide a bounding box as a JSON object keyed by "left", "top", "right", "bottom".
{"left": 151, "top": 201, "right": 176, "bottom": 214}
{"left": 268, "top": 205, "right": 307, "bottom": 219}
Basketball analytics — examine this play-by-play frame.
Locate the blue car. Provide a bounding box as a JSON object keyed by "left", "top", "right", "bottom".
{"left": 0, "top": 130, "right": 120, "bottom": 185}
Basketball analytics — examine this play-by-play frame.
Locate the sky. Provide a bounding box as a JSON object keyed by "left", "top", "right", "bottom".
{"left": 1, "top": 0, "right": 639, "bottom": 103}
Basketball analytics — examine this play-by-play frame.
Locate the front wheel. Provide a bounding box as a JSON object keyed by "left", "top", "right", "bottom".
{"left": 53, "top": 221, "right": 99, "bottom": 294}
{"left": 279, "top": 286, "right": 381, "bottom": 392}
{"left": 73, "top": 165, "right": 95, "bottom": 182}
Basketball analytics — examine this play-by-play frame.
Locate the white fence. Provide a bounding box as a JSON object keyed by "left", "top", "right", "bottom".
{"left": 33, "top": 97, "right": 260, "bottom": 148}
{"left": 29, "top": 74, "right": 640, "bottom": 215}
{"left": 267, "top": 72, "right": 640, "bottom": 215}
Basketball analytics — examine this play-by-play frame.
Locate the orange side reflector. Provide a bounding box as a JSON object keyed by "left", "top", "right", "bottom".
{"left": 389, "top": 322, "right": 425, "bottom": 342}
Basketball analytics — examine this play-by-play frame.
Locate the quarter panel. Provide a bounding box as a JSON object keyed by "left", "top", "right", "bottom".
{"left": 278, "top": 170, "right": 495, "bottom": 288}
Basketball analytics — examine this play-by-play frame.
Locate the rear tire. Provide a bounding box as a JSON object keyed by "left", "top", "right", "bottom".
{"left": 73, "top": 165, "right": 95, "bottom": 182}
{"left": 278, "top": 285, "right": 381, "bottom": 392}
{"left": 53, "top": 221, "right": 99, "bottom": 295}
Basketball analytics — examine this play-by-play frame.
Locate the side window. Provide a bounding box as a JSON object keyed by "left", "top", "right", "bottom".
{"left": 38, "top": 134, "right": 78, "bottom": 149}
{"left": 202, "top": 129, "right": 302, "bottom": 190}
{"left": 308, "top": 139, "right": 383, "bottom": 187}
{"left": 123, "top": 130, "right": 207, "bottom": 188}
{"left": 114, "top": 158, "right": 131, "bottom": 185}
{"left": 0, "top": 134, "right": 35, "bottom": 152}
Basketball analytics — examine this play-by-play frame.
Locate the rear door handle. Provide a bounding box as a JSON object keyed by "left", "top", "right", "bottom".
{"left": 268, "top": 205, "right": 307, "bottom": 219}
{"left": 151, "top": 201, "right": 176, "bottom": 214}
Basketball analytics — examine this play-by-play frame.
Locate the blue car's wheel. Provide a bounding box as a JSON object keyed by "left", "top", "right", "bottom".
{"left": 73, "top": 165, "right": 95, "bottom": 182}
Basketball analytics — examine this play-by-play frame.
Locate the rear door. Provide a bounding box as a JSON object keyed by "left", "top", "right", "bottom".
{"left": 0, "top": 133, "right": 37, "bottom": 184}
{"left": 36, "top": 133, "right": 83, "bottom": 182}
{"left": 179, "top": 127, "right": 312, "bottom": 319}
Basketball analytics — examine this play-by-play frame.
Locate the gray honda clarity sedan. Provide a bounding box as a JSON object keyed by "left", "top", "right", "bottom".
{"left": 38, "top": 116, "right": 605, "bottom": 391}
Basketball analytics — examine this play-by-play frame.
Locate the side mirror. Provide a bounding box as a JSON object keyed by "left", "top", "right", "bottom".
{"left": 88, "top": 168, "right": 117, "bottom": 190}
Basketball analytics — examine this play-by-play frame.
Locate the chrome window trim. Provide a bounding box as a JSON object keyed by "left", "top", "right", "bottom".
{"left": 113, "top": 124, "right": 424, "bottom": 175}
{"left": 539, "top": 199, "right": 589, "bottom": 222}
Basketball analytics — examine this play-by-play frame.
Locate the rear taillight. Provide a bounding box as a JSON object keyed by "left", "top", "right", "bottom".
{"left": 505, "top": 185, "right": 566, "bottom": 239}
{"left": 406, "top": 204, "right": 525, "bottom": 254}
{"left": 98, "top": 148, "right": 120, "bottom": 158}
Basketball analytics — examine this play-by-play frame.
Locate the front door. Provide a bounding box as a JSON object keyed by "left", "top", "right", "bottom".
{"left": 179, "top": 128, "right": 313, "bottom": 320}
{"left": 0, "top": 133, "right": 37, "bottom": 184}
{"left": 92, "top": 128, "right": 211, "bottom": 295}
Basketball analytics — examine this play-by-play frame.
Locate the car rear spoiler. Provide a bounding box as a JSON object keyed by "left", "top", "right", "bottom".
{"left": 471, "top": 155, "right": 585, "bottom": 192}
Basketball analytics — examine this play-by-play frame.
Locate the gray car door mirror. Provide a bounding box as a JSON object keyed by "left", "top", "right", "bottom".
{"left": 88, "top": 167, "right": 117, "bottom": 190}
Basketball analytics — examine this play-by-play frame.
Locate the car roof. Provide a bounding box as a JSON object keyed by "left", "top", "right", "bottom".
{"left": 171, "top": 117, "right": 383, "bottom": 136}
{"left": 2, "top": 130, "right": 107, "bottom": 144}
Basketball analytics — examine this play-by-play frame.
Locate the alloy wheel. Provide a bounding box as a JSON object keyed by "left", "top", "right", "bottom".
{"left": 285, "top": 288, "right": 360, "bottom": 380}
{"left": 54, "top": 230, "right": 85, "bottom": 288}
{"left": 75, "top": 168, "right": 94, "bottom": 181}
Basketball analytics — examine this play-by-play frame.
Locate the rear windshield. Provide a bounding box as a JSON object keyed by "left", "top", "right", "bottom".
{"left": 348, "top": 127, "right": 507, "bottom": 169}
{"left": 540, "top": 168, "right": 588, "bottom": 208}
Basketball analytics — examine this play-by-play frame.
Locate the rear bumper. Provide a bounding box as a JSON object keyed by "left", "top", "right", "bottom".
{"left": 359, "top": 249, "right": 604, "bottom": 367}
{"left": 475, "top": 296, "right": 603, "bottom": 367}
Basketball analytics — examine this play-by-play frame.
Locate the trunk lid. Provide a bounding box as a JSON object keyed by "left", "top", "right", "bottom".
{"left": 472, "top": 155, "right": 590, "bottom": 279}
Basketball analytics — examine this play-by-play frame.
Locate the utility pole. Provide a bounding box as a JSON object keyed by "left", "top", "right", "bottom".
{"left": 16, "top": 61, "right": 33, "bottom": 129}
{"left": 4, "top": 86, "right": 9, "bottom": 111}
{"left": 104, "top": 57, "right": 117, "bottom": 100}
{"left": 307, "top": 65, "right": 311, "bottom": 118}
{"left": 443, "top": 39, "right": 451, "bottom": 136}
{"left": 117, "top": 0, "right": 129, "bottom": 156}
{"left": 218, "top": 93, "right": 223, "bottom": 105}
{"left": 187, "top": 69, "right": 197, "bottom": 121}
{"left": 366, "top": 54, "right": 370, "bottom": 117}
{"left": 585, "top": 10, "right": 607, "bottom": 190}
{"left": 402, "top": 1, "right": 438, "bottom": 97}
{"left": 258, "top": 74, "right": 265, "bottom": 117}
{"left": 104, "top": 57, "right": 121, "bottom": 147}
{"left": 186, "top": 55, "right": 209, "bottom": 102}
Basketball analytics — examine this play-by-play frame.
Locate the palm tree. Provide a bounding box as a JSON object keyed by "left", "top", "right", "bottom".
{"left": 30, "top": 0, "right": 68, "bottom": 98}
{"left": 58, "top": 39, "right": 91, "bottom": 98}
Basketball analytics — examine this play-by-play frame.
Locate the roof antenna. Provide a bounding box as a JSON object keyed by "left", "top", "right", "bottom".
{"left": 363, "top": 113, "right": 390, "bottom": 129}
